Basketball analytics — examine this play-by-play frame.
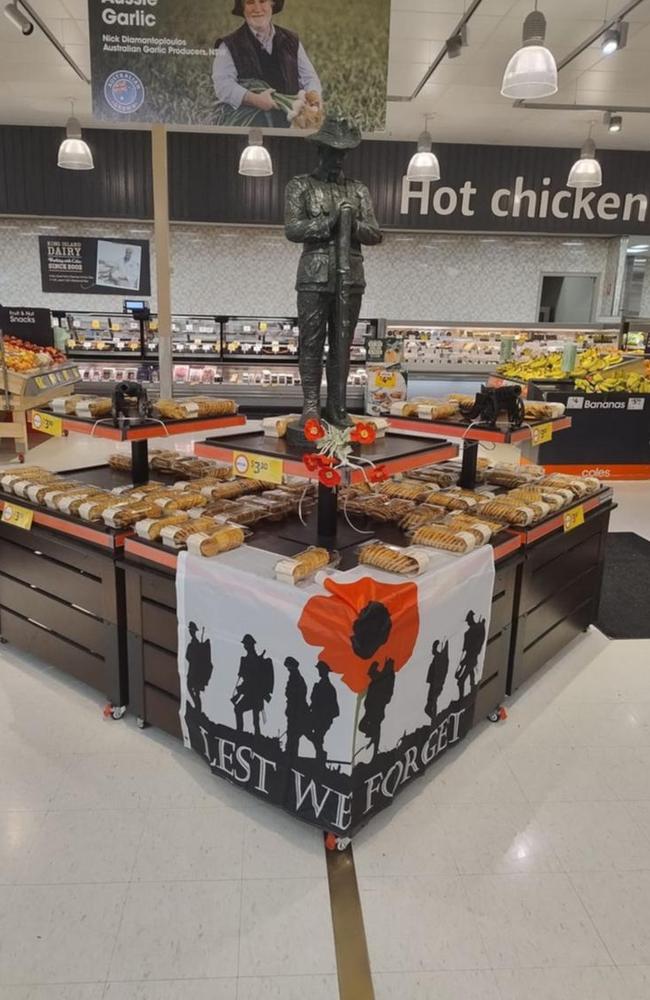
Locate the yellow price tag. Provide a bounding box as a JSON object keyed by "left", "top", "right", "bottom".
{"left": 1, "top": 502, "right": 34, "bottom": 531}
{"left": 31, "top": 411, "right": 63, "bottom": 437}
{"left": 35, "top": 375, "right": 47, "bottom": 389}
{"left": 563, "top": 505, "right": 585, "bottom": 533}
{"left": 531, "top": 422, "right": 553, "bottom": 446}
{"left": 48, "top": 373, "right": 58, "bottom": 386}
{"left": 232, "top": 451, "right": 283, "bottom": 485}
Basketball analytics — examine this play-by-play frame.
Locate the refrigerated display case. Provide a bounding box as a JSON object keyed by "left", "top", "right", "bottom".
{"left": 63, "top": 312, "right": 374, "bottom": 413}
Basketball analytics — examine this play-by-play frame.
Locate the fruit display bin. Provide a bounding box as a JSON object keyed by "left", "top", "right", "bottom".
{"left": 0, "top": 361, "right": 81, "bottom": 458}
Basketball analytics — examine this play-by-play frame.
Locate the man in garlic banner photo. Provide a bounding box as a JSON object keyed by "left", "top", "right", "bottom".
{"left": 213, "top": 0, "right": 323, "bottom": 128}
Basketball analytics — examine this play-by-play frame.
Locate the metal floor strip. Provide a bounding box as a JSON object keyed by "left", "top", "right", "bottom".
{"left": 326, "top": 844, "right": 375, "bottom": 1000}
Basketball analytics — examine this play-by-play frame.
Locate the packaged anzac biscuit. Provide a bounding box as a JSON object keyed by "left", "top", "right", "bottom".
{"left": 160, "top": 516, "right": 219, "bottom": 549}
{"left": 358, "top": 540, "right": 430, "bottom": 575}
{"left": 411, "top": 524, "right": 477, "bottom": 554}
{"left": 74, "top": 495, "right": 121, "bottom": 521}
{"left": 186, "top": 523, "right": 246, "bottom": 558}
{"left": 155, "top": 491, "right": 207, "bottom": 513}
{"left": 275, "top": 547, "right": 334, "bottom": 584}
{"left": 406, "top": 467, "right": 457, "bottom": 488}
{"left": 108, "top": 453, "right": 132, "bottom": 472}
{"left": 427, "top": 491, "right": 479, "bottom": 511}
{"left": 442, "top": 513, "right": 494, "bottom": 545}
{"left": 398, "top": 504, "right": 447, "bottom": 532}
{"left": 103, "top": 501, "right": 162, "bottom": 529}
{"left": 379, "top": 480, "right": 433, "bottom": 502}
{"left": 136, "top": 513, "right": 190, "bottom": 541}
{"left": 75, "top": 397, "right": 112, "bottom": 419}
{"left": 476, "top": 499, "right": 540, "bottom": 527}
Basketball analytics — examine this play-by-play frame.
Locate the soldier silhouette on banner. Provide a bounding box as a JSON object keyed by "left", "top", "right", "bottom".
{"left": 284, "top": 656, "right": 311, "bottom": 759}
{"left": 185, "top": 622, "right": 214, "bottom": 714}
{"left": 232, "top": 634, "right": 274, "bottom": 735}
{"left": 309, "top": 661, "right": 340, "bottom": 767}
{"left": 425, "top": 639, "right": 450, "bottom": 722}
{"left": 359, "top": 658, "right": 396, "bottom": 758}
{"left": 456, "top": 611, "right": 487, "bottom": 699}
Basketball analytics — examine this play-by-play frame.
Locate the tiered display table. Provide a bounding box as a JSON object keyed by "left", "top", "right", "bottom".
{"left": 388, "top": 415, "right": 573, "bottom": 489}
{"left": 195, "top": 430, "right": 459, "bottom": 546}
{"left": 30, "top": 410, "right": 247, "bottom": 484}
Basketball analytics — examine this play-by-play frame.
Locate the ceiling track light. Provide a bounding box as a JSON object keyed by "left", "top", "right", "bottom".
{"left": 4, "top": 1, "right": 33, "bottom": 35}
{"left": 446, "top": 24, "right": 467, "bottom": 60}
{"left": 57, "top": 103, "right": 94, "bottom": 171}
{"left": 501, "top": 5, "right": 558, "bottom": 100}
{"left": 601, "top": 20, "right": 628, "bottom": 56}
{"left": 567, "top": 130, "right": 602, "bottom": 189}
{"left": 603, "top": 111, "right": 623, "bottom": 133}
{"left": 406, "top": 116, "right": 441, "bottom": 183}
{"left": 239, "top": 128, "right": 273, "bottom": 178}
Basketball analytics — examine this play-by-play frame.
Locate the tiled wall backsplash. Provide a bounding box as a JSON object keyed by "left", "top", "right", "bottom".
{"left": 0, "top": 217, "right": 618, "bottom": 324}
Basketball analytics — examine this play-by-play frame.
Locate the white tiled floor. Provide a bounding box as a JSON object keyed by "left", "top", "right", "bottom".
{"left": 0, "top": 438, "right": 649, "bottom": 998}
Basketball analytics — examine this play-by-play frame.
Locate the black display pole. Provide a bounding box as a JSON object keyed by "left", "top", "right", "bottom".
{"left": 131, "top": 440, "right": 149, "bottom": 486}
{"left": 316, "top": 483, "right": 338, "bottom": 544}
{"left": 459, "top": 440, "right": 479, "bottom": 491}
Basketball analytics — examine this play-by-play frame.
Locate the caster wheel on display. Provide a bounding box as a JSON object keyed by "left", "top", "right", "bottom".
{"left": 488, "top": 711, "right": 499, "bottom": 723}
{"left": 136, "top": 717, "right": 146, "bottom": 730}
{"left": 112, "top": 706, "right": 127, "bottom": 721}
{"left": 324, "top": 832, "right": 352, "bottom": 852}
{"left": 0, "top": 637, "right": 8, "bottom": 645}
{"left": 488, "top": 706, "right": 508, "bottom": 723}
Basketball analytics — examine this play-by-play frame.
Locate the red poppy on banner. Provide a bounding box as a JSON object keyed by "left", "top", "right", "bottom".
{"left": 303, "top": 453, "right": 320, "bottom": 472}
{"left": 298, "top": 575, "right": 420, "bottom": 693}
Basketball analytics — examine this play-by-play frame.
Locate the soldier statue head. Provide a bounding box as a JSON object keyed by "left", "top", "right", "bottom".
{"left": 308, "top": 115, "right": 362, "bottom": 180}
{"left": 316, "top": 660, "right": 331, "bottom": 678}
{"left": 284, "top": 656, "right": 300, "bottom": 673}
{"left": 188, "top": 622, "right": 198, "bottom": 636}
{"left": 242, "top": 634, "right": 256, "bottom": 651}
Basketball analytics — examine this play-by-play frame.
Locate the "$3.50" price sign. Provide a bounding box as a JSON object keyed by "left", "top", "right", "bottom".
{"left": 31, "top": 411, "right": 63, "bottom": 437}
{"left": 232, "top": 451, "right": 283, "bottom": 485}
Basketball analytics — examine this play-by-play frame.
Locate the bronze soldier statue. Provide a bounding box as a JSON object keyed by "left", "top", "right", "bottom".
{"left": 285, "top": 115, "right": 382, "bottom": 429}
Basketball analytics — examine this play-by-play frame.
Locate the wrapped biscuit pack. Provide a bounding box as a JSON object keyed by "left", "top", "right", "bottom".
{"left": 358, "top": 540, "right": 430, "bottom": 575}
{"left": 186, "top": 523, "right": 246, "bottom": 558}
{"left": 411, "top": 524, "right": 477, "bottom": 554}
{"left": 275, "top": 547, "right": 333, "bottom": 584}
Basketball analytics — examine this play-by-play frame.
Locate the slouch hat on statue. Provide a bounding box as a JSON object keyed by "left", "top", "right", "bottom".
{"left": 308, "top": 115, "right": 362, "bottom": 150}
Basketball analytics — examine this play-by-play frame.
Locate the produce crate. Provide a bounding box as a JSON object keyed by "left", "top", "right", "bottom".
{"left": 0, "top": 362, "right": 80, "bottom": 456}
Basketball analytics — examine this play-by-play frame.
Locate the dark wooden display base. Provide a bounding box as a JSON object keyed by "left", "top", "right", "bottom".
{"left": 0, "top": 518, "right": 128, "bottom": 708}
{"left": 508, "top": 498, "right": 614, "bottom": 695}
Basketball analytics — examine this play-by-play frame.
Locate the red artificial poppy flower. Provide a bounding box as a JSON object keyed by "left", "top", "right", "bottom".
{"left": 350, "top": 422, "right": 377, "bottom": 446}
{"left": 367, "top": 464, "right": 388, "bottom": 484}
{"left": 316, "top": 453, "right": 334, "bottom": 468}
{"left": 303, "top": 453, "right": 320, "bottom": 472}
{"left": 298, "top": 575, "right": 420, "bottom": 693}
{"left": 304, "top": 418, "right": 325, "bottom": 442}
{"left": 318, "top": 466, "right": 341, "bottom": 488}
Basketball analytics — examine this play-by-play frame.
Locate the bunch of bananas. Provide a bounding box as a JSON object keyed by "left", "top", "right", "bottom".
{"left": 498, "top": 348, "right": 624, "bottom": 382}
{"left": 575, "top": 369, "right": 650, "bottom": 393}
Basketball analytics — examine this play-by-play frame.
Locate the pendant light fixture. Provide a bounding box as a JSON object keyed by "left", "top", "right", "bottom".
{"left": 57, "top": 102, "right": 94, "bottom": 170}
{"left": 406, "top": 116, "right": 440, "bottom": 182}
{"left": 501, "top": 2, "right": 558, "bottom": 100}
{"left": 239, "top": 129, "right": 273, "bottom": 177}
{"left": 567, "top": 126, "right": 602, "bottom": 189}
{"left": 4, "top": 2, "right": 33, "bottom": 35}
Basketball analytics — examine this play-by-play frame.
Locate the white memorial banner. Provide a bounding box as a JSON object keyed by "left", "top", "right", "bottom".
{"left": 177, "top": 545, "right": 495, "bottom": 835}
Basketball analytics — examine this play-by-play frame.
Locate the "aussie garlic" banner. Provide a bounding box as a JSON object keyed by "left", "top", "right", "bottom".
{"left": 88, "top": 0, "right": 390, "bottom": 132}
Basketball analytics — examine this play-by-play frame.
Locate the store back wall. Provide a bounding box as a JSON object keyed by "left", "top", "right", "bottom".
{"left": 0, "top": 217, "right": 613, "bottom": 323}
